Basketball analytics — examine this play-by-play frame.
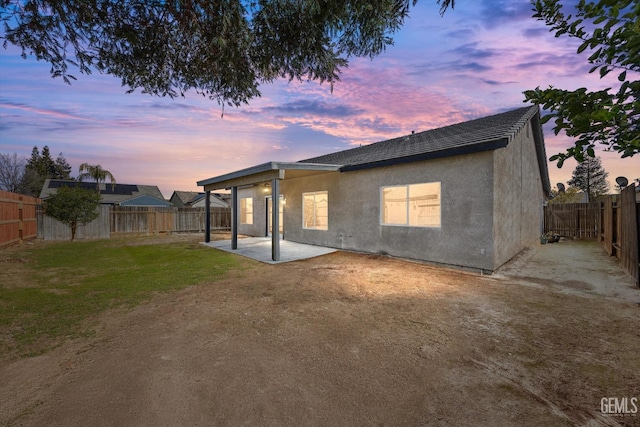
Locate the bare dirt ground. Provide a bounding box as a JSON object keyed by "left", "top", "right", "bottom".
{"left": 1, "top": 236, "right": 639, "bottom": 426}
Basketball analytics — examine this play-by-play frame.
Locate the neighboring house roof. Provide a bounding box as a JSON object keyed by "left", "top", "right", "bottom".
{"left": 40, "top": 179, "right": 166, "bottom": 205}
{"left": 170, "top": 191, "right": 230, "bottom": 208}
{"left": 198, "top": 105, "right": 551, "bottom": 195}
{"left": 171, "top": 191, "right": 201, "bottom": 207}
{"left": 118, "top": 194, "right": 172, "bottom": 207}
{"left": 190, "top": 193, "right": 229, "bottom": 208}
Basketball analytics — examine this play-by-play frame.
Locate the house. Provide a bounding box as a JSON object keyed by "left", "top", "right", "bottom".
{"left": 197, "top": 105, "right": 551, "bottom": 272}
{"left": 170, "top": 191, "right": 230, "bottom": 208}
{"left": 40, "top": 179, "right": 171, "bottom": 207}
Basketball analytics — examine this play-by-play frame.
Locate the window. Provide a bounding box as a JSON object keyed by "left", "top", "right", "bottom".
{"left": 381, "top": 182, "right": 441, "bottom": 227}
{"left": 240, "top": 197, "right": 253, "bottom": 224}
{"left": 303, "top": 191, "right": 328, "bottom": 230}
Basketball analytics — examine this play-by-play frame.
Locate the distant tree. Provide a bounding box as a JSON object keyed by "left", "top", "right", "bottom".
{"left": 524, "top": 0, "right": 640, "bottom": 166}
{"left": 568, "top": 156, "right": 610, "bottom": 202}
{"left": 0, "top": 152, "right": 26, "bottom": 193}
{"left": 18, "top": 146, "right": 73, "bottom": 197}
{"left": 77, "top": 163, "right": 116, "bottom": 191}
{"left": 39, "top": 146, "right": 57, "bottom": 177}
{"left": 0, "top": 0, "right": 455, "bottom": 106}
{"left": 19, "top": 146, "right": 51, "bottom": 197}
{"left": 43, "top": 185, "right": 101, "bottom": 241}
{"left": 548, "top": 186, "right": 584, "bottom": 204}
{"left": 54, "top": 153, "right": 73, "bottom": 180}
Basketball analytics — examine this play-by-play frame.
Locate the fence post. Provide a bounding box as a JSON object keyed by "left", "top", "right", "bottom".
{"left": 18, "top": 196, "right": 24, "bottom": 243}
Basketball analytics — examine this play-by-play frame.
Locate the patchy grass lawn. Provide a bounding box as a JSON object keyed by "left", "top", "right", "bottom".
{"left": 0, "top": 237, "right": 247, "bottom": 357}
{"left": 1, "top": 237, "right": 639, "bottom": 426}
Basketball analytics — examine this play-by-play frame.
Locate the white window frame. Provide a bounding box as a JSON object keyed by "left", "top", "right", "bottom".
{"left": 240, "top": 197, "right": 253, "bottom": 225}
{"left": 302, "top": 191, "right": 328, "bottom": 230}
{"left": 380, "top": 182, "right": 441, "bottom": 228}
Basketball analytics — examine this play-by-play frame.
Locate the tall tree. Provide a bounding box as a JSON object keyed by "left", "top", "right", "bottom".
{"left": 18, "top": 146, "right": 73, "bottom": 197}
{"left": 39, "top": 146, "right": 57, "bottom": 177}
{"left": 77, "top": 163, "right": 116, "bottom": 191}
{"left": 43, "top": 185, "right": 101, "bottom": 241}
{"left": 524, "top": 0, "right": 640, "bottom": 166}
{"left": 20, "top": 146, "right": 50, "bottom": 197}
{"left": 0, "top": 152, "right": 25, "bottom": 193}
{"left": 0, "top": 0, "right": 454, "bottom": 106}
{"left": 568, "top": 156, "right": 610, "bottom": 202}
{"left": 54, "top": 153, "right": 73, "bottom": 180}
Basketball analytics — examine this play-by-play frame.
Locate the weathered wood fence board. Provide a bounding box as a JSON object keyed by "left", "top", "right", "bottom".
{"left": 0, "top": 190, "right": 40, "bottom": 247}
{"left": 111, "top": 207, "right": 176, "bottom": 234}
{"left": 543, "top": 202, "right": 601, "bottom": 239}
{"left": 611, "top": 186, "right": 639, "bottom": 286}
{"left": 38, "top": 206, "right": 231, "bottom": 240}
{"left": 601, "top": 197, "right": 615, "bottom": 255}
{"left": 175, "top": 208, "right": 231, "bottom": 232}
{"left": 38, "top": 205, "right": 111, "bottom": 241}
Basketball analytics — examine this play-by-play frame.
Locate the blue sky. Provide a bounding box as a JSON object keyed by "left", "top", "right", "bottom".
{"left": 1, "top": 0, "right": 637, "bottom": 197}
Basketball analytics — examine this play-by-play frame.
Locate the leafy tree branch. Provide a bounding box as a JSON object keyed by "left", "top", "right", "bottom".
{"left": 1, "top": 0, "right": 454, "bottom": 106}
{"left": 524, "top": 0, "right": 640, "bottom": 166}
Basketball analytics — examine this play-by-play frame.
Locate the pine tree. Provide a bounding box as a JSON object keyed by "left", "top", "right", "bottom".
{"left": 19, "top": 146, "right": 44, "bottom": 197}
{"left": 54, "top": 153, "right": 73, "bottom": 179}
{"left": 39, "top": 146, "right": 56, "bottom": 177}
{"left": 18, "top": 146, "right": 73, "bottom": 197}
{"left": 568, "top": 157, "right": 610, "bottom": 202}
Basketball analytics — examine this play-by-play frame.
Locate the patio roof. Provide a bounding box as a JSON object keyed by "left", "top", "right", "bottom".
{"left": 196, "top": 162, "right": 341, "bottom": 262}
{"left": 197, "top": 161, "right": 341, "bottom": 191}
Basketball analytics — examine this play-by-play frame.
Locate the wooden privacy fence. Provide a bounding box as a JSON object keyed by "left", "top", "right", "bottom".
{"left": 39, "top": 206, "right": 231, "bottom": 240}
{"left": 111, "top": 207, "right": 230, "bottom": 234}
{"left": 543, "top": 202, "right": 601, "bottom": 239}
{"left": 600, "top": 186, "right": 639, "bottom": 286}
{"left": 544, "top": 185, "right": 639, "bottom": 286}
{"left": 174, "top": 207, "right": 231, "bottom": 233}
{"left": 111, "top": 207, "right": 175, "bottom": 234}
{"left": 38, "top": 205, "right": 111, "bottom": 241}
{"left": 0, "top": 190, "right": 39, "bottom": 247}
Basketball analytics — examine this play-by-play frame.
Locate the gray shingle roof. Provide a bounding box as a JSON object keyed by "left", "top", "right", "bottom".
{"left": 173, "top": 191, "right": 202, "bottom": 205}
{"left": 300, "top": 106, "right": 540, "bottom": 170}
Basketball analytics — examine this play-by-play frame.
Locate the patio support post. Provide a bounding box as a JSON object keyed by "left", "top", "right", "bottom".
{"left": 271, "top": 178, "right": 280, "bottom": 261}
{"left": 231, "top": 186, "right": 238, "bottom": 250}
{"left": 205, "top": 190, "right": 211, "bottom": 242}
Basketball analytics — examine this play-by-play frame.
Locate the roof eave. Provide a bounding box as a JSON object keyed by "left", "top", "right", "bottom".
{"left": 530, "top": 110, "right": 552, "bottom": 197}
{"left": 197, "top": 161, "right": 342, "bottom": 190}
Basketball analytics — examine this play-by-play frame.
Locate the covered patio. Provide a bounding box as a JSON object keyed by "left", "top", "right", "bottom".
{"left": 197, "top": 161, "right": 340, "bottom": 262}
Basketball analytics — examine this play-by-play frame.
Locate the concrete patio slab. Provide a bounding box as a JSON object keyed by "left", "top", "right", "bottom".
{"left": 202, "top": 237, "right": 337, "bottom": 264}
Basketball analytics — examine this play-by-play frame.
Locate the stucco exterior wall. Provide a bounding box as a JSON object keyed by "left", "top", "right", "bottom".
{"left": 236, "top": 186, "right": 269, "bottom": 237}
{"left": 230, "top": 118, "right": 545, "bottom": 272}
{"left": 281, "top": 151, "right": 497, "bottom": 271}
{"left": 492, "top": 121, "right": 545, "bottom": 268}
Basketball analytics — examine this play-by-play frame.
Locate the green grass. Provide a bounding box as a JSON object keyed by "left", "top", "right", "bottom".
{"left": 0, "top": 239, "right": 246, "bottom": 357}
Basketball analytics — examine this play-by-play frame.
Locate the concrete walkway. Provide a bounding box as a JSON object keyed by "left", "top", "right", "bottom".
{"left": 495, "top": 238, "right": 640, "bottom": 303}
{"left": 202, "top": 237, "right": 337, "bottom": 264}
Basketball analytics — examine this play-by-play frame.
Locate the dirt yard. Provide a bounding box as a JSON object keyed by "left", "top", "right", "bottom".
{"left": 1, "top": 236, "right": 639, "bottom": 426}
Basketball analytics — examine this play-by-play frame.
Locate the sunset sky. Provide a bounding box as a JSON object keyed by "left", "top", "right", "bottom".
{"left": 1, "top": 0, "right": 638, "bottom": 198}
